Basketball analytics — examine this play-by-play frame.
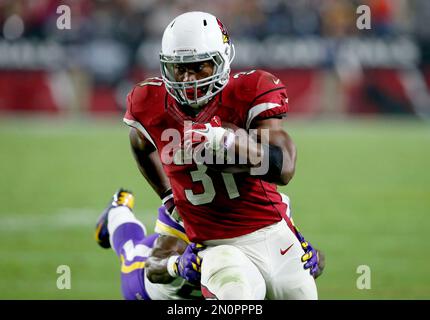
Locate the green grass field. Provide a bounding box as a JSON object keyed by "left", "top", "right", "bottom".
{"left": 0, "top": 117, "right": 429, "bottom": 299}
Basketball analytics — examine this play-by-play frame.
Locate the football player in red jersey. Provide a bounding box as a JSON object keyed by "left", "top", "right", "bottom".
{"left": 123, "top": 11, "right": 322, "bottom": 299}
{"left": 94, "top": 190, "right": 323, "bottom": 300}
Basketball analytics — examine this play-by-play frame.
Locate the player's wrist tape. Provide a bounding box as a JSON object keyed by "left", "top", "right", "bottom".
{"left": 161, "top": 189, "right": 176, "bottom": 214}
{"left": 258, "top": 144, "right": 284, "bottom": 182}
{"left": 167, "top": 255, "right": 180, "bottom": 278}
{"left": 160, "top": 189, "right": 173, "bottom": 203}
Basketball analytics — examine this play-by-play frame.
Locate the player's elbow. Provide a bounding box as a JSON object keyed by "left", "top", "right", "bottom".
{"left": 279, "top": 167, "right": 295, "bottom": 186}
{"left": 278, "top": 148, "right": 296, "bottom": 186}
{"left": 268, "top": 132, "right": 297, "bottom": 186}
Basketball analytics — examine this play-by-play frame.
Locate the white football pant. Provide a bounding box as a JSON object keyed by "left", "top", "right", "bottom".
{"left": 199, "top": 218, "right": 318, "bottom": 300}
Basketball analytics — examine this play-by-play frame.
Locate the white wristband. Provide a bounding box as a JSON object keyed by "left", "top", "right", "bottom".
{"left": 162, "top": 193, "right": 174, "bottom": 206}
{"left": 167, "top": 255, "right": 180, "bottom": 278}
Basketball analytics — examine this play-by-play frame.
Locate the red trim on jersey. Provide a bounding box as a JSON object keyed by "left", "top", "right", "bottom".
{"left": 277, "top": 191, "right": 295, "bottom": 234}
{"left": 280, "top": 206, "right": 295, "bottom": 234}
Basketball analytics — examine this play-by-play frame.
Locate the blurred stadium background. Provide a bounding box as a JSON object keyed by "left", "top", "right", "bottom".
{"left": 0, "top": 0, "right": 429, "bottom": 299}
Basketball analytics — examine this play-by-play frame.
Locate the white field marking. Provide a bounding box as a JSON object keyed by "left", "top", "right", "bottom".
{"left": 0, "top": 208, "right": 157, "bottom": 231}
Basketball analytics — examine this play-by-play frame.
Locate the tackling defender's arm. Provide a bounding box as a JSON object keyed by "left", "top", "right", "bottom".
{"left": 144, "top": 235, "right": 187, "bottom": 284}
{"left": 145, "top": 234, "right": 203, "bottom": 285}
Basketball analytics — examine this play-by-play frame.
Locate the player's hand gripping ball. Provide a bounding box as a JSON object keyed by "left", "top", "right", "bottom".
{"left": 185, "top": 116, "right": 235, "bottom": 153}
{"left": 184, "top": 116, "right": 249, "bottom": 173}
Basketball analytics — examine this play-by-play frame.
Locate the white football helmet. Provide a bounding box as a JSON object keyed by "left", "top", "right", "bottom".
{"left": 160, "top": 12, "right": 235, "bottom": 108}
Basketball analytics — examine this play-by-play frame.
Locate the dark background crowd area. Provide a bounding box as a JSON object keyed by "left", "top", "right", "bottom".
{"left": 0, "top": 0, "right": 429, "bottom": 117}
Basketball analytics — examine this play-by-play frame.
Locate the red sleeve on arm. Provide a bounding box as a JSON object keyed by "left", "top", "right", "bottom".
{"left": 253, "top": 89, "right": 289, "bottom": 120}
{"left": 245, "top": 71, "right": 289, "bottom": 129}
{"left": 124, "top": 87, "right": 137, "bottom": 122}
{"left": 123, "top": 85, "right": 159, "bottom": 148}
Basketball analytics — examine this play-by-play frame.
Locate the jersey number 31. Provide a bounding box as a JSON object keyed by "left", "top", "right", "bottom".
{"left": 185, "top": 165, "right": 239, "bottom": 205}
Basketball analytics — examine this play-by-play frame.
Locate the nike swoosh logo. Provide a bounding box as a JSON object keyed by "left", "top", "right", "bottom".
{"left": 280, "top": 243, "right": 294, "bottom": 255}
{"left": 273, "top": 78, "right": 280, "bottom": 85}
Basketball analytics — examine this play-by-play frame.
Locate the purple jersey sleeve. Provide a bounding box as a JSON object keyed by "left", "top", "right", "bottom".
{"left": 154, "top": 206, "right": 190, "bottom": 244}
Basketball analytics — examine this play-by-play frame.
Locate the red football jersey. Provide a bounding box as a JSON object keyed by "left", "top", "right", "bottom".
{"left": 124, "top": 70, "right": 291, "bottom": 242}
